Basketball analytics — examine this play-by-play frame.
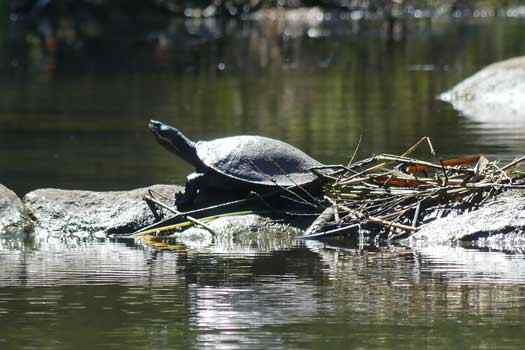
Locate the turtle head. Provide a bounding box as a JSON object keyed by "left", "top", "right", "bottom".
{"left": 148, "top": 120, "right": 202, "bottom": 167}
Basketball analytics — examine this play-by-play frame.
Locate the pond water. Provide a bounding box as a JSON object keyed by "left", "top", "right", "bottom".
{"left": 2, "top": 13, "right": 525, "bottom": 349}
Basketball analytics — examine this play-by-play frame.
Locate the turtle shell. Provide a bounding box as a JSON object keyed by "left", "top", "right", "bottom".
{"left": 195, "top": 135, "right": 322, "bottom": 187}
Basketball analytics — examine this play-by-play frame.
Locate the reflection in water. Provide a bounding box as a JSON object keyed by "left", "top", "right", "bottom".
{"left": 2, "top": 238, "right": 525, "bottom": 348}
{"left": 0, "top": 239, "right": 190, "bottom": 349}
{"left": 0, "top": 239, "right": 182, "bottom": 287}
{"left": 411, "top": 244, "right": 525, "bottom": 284}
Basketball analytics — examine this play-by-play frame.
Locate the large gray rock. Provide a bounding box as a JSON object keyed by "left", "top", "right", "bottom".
{"left": 24, "top": 185, "right": 182, "bottom": 239}
{"left": 441, "top": 56, "right": 525, "bottom": 122}
{"left": 406, "top": 190, "right": 525, "bottom": 246}
{"left": 0, "top": 184, "right": 34, "bottom": 236}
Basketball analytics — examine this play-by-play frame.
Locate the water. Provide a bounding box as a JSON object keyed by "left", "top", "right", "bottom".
{"left": 2, "top": 240, "right": 525, "bottom": 349}
{"left": 3, "top": 16, "right": 525, "bottom": 195}
{"left": 2, "top": 13, "right": 525, "bottom": 349}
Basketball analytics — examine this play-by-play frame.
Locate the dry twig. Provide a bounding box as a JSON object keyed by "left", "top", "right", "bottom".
{"left": 302, "top": 137, "right": 525, "bottom": 240}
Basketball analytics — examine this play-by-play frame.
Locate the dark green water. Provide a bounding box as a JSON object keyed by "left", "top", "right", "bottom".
{"left": 2, "top": 14, "right": 525, "bottom": 349}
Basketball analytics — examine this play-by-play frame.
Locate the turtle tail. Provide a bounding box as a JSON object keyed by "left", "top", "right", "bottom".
{"left": 148, "top": 120, "right": 203, "bottom": 168}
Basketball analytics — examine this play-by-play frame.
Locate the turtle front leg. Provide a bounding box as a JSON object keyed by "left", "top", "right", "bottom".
{"left": 176, "top": 172, "right": 205, "bottom": 208}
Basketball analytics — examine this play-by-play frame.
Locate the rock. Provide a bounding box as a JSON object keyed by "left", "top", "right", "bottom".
{"left": 406, "top": 190, "right": 525, "bottom": 245}
{"left": 0, "top": 184, "right": 34, "bottom": 236}
{"left": 441, "top": 56, "right": 525, "bottom": 122}
{"left": 24, "top": 185, "right": 182, "bottom": 239}
{"left": 162, "top": 214, "right": 302, "bottom": 252}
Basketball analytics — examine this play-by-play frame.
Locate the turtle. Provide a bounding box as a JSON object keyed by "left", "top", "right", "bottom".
{"left": 148, "top": 120, "right": 324, "bottom": 205}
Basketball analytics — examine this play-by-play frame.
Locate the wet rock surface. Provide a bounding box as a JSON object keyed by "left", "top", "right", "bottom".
{"left": 441, "top": 56, "right": 525, "bottom": 121}
{"left": 0, "top": 184, "right": 34, "bottom": 236}
{"left": 8, "top": 181, "right": 525, "bottom": 250}
{"left": 165, "top": 214, "right": 303, "bottom": 251}
{"left": 406, "top": 190, "right": 525, "bottom": 246}
{"left": 24, "top": 185, "right": 183, "bottom": 239}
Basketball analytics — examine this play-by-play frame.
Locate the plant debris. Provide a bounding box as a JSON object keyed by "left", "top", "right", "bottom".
{"left": 304, "top": 137, "right": 525, "bottom": 240}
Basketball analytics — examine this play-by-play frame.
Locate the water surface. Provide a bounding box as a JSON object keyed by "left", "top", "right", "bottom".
{"left": 2, "top": 239, "right": 525, "bottom": 349}
{"left": 2, "top": 14, "right": 525, "bottom": 349}
{"left": 2, "top": 16, "right": 525, "bottom": 194}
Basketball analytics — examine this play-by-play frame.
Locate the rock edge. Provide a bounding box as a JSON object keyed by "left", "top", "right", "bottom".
{"left": 0, "top": 184, "right": 34, "bottom": 237}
